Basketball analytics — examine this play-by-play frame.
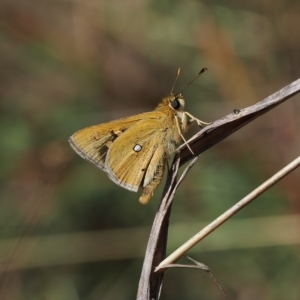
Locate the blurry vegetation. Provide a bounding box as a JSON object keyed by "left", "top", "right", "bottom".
{"left": 0, "top": 0, "right": 299, "bottom": 299}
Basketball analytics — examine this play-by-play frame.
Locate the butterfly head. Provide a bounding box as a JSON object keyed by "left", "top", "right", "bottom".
{"left": 168, "top": 94, "right": 185, "bottom": 112}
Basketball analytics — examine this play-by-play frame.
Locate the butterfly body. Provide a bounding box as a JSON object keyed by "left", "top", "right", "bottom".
{"left": 69, "top": 94, "right": 208, "bottom": 204}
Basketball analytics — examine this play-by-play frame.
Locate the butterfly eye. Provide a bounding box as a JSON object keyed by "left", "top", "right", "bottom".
{"left": 170, "top": 98, "right": 181, "bottom": 110}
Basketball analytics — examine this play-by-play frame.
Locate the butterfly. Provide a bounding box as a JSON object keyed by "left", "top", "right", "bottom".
{"left": 69, "top": 68, "right": 209, "bottom": 204}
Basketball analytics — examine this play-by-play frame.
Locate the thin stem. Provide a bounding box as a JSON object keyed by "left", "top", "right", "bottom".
{"left": 156, "top": 155, "right": 300, "bottom": 271}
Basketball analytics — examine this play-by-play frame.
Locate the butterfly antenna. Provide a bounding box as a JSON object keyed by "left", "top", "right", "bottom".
{"left": 170, "top": 68, "right": 181, "bottom": 94}
{"left": 175, "top": 67, "right": 207, "bottom": 95}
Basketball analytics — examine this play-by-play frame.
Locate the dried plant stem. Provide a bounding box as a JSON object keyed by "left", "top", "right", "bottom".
{"left": 156, "top": 155, "right": 300, "bottom": 271}
{"left": 164, "top": 156, "right": 199, "bottom": 211}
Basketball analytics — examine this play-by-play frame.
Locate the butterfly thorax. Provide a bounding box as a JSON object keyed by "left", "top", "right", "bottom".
{"left": 152, "top": 95, "right": 188, "bottom": 155}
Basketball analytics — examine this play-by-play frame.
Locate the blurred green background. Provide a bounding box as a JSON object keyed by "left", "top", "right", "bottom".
{"left": 0, "top": 0, "right": 299, "bottom": 299}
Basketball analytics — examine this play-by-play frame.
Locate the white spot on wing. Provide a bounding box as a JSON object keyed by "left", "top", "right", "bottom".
{"left": 133, "top": 144, "right": 142, "bottom": 152}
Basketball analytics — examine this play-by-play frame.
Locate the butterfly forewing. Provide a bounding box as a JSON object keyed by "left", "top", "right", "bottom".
{"left": 69, "top": 125, "right": 115, "bottom": 170}
{"left": 69, "top": 111, "right": 165, "bottom": 170}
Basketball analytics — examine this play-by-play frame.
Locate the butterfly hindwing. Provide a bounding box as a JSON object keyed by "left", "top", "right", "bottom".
{"left": 105, "top": 118, "right": 167, "bottom": 192}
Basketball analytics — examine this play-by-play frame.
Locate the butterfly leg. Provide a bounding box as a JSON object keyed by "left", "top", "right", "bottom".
{"left": 175, "top": 116, "right": 195, "bottom": 155}
{"left": 185, "top": 112, "right": 211, "bottom": 127}
{"left": 139, "top": 158, "right": 165, "bottom": 204}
